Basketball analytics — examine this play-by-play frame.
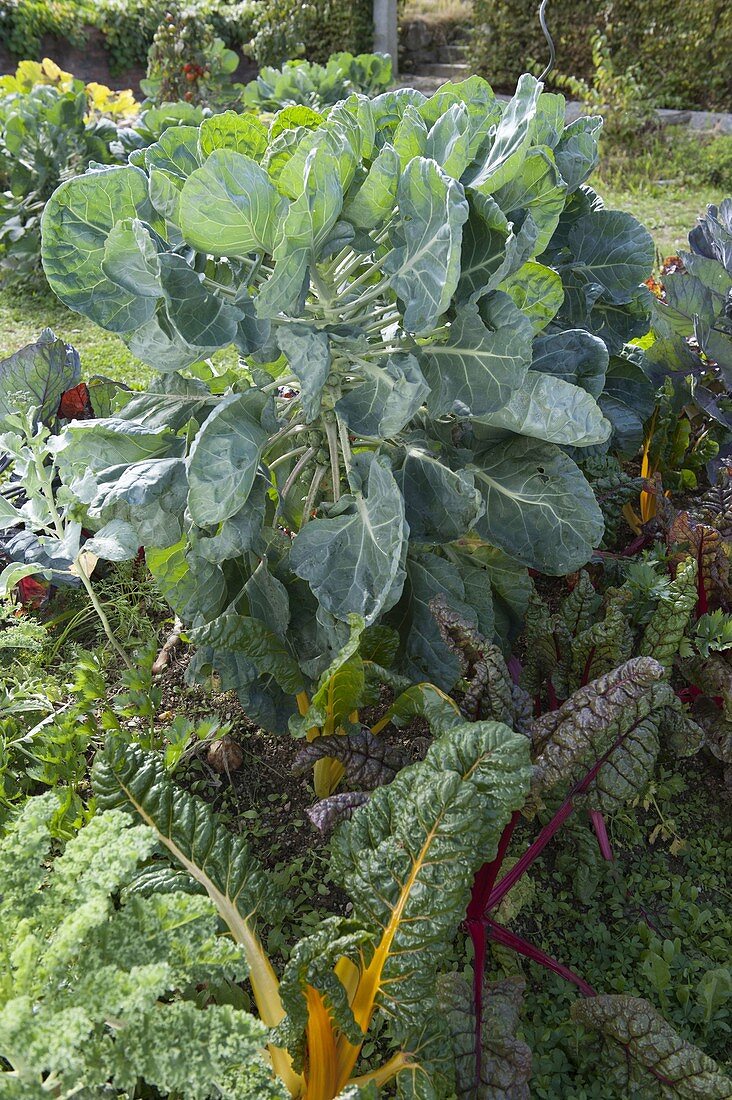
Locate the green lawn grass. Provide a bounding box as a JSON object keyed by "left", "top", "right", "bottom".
{"left": 0, "top": 183, "right": 724, "bottom": 384}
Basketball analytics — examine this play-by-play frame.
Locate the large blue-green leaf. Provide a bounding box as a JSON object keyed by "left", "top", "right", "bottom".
{"left": 189, "top": 608, "right": 304, "bottom": 694}
{"left": 143, "top": 125, "right": 202, "bottom": 179}
{"left": 385, "top": 157, "right": 469, "bottom": 334}
{"left": 88, "top": 458, "right": 188, "bottom": 548}
{"left": 276, "top": 324, "right": 331, "bottom": 422}
{"left": 419, "top": 76, "right": 502, "bottom": 157}
{"left": 423, "top": 300, "right": 532, "bottom": 417}
{"left": 343, "top": 143, "right": 399, "bottom": 228}
{"left": 425, "top": 102, "right": 471, "bottom": 179}
{"left": 41, "top": 165, "right": 158, "bottom": 331}
{"left": 147, "top": 540, "right": 225, "bottom": 622}
{"left": 191, "top": 476, "right": 268, "bottom": 563}
{"left": 531, "top": 329, "right": 608, "bottom": 398}
{"left": 0, "top": 329, "right": 79, "bottom": 428}
{"left": 500, "top": 261, "right": 564, "bottom": 332}
{"left": 290, "top": 454, "right": 406, "bottom": 625}
{"left": 388, "top": 551, "right": 475, "bottom": 692}
{"left": 464, "top": 74, "right": 542, "bottom": 195}
{"left": 493, "top": 146, "right": 567, "bottom": 253}
{"left": 53, "top": 418, "right": 184, "bottom": 477}
{"left": 101, "top": 219, "right": 163, "bottom": 298}
{"left": 568, "top": 209, "right": 654, "bottom": 302}
{"left": 179, "top": 150, "right": 282, "bottom": 257}
{"left": 472, "top": 438, "right": 604, "bottom": 573}
{"left": 187, "top": 392, "right": 269, "bottom": 526}
{"left": 554, "top": 116, "right": 602, "bottom": 192}
{"left": 475, "top": 370, "right": 610, "bottom": 446}
{"left": 456, "top": 195, "right": 539, "bottom": 306}
{"left": 396, "top": 446, "right": 482, "bottom": 543}
{"left": 462, "top": 543, "right": 531, "bottom": 647}
{"left": 391, "top": 105, "right": 429, "bottom": 169}
{"left": 335, "top": 352, "right": 428, "bottom": 439}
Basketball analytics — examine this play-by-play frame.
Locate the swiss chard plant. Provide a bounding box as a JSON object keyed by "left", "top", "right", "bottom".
{"left": 86, "top": 718, "right": 532, "bottom": 1099}
{"left": 424, "top": 600, "right": 730, "bottom": 1098}
{"left": 40, "top": 75, "right": 654, "bottom": 759}
{"left": 242, "top": 53, "right": 393, "bottom": 113}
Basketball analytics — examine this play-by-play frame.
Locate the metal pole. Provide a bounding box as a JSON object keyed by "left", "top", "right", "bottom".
{"left": 373, "top": 0, "right": 399, "bottom": 77}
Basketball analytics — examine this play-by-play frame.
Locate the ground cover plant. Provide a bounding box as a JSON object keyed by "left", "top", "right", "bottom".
{"left": 0, "top": 41, "right": 731, "bottom": 1099}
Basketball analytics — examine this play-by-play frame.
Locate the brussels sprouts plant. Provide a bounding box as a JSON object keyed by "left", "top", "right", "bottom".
{"left": 40, "top": 74, "right": 654, "bottom": 745}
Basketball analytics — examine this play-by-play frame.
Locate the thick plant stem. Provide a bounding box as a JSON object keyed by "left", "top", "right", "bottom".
{"left": 302, "top": 464, "right": 327, "bottom": 525}
{"left": 590, "top": 809, "right": 614, "bottom": 860}
{"left": 75, "top": 555, "right": 132, "bottom": 669}
{"left": 486, "top": 920, "right": 597, "bottom": 997}
{"left": 486, "top": 729, "right": 628, "bottom": 912}
{"left": 279, "top": 447, "right": 316, "bottom": 503}
{"left": 325, "top": 419, "right": 341, "bottom": 502}
{"left": 466, "top": 917, "right": 488, "bottom": 1090}
{"left": 467, "top": 811, "right": 521, "bottom": 921}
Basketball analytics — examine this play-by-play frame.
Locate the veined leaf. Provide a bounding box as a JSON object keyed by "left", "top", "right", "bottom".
{"left": 531, "top": 329, "right": 608, "bottom": 398}
{"left": 199, "top": 111, "right": 268, "bottom": 160}
{"left": 439, "top": 974, "right": 531, "bottom": 1099}
{"left": 475, "top": 371, "right": 610, "bottom": 447}
{"left": 41, "top": 165, "right": 159, "bottom": 331}
{"left": 569, "top": 209, "right": 654, "bottom": 303}
{"left": 187, "top": 392, "right": 269, "bottom": 526}
{"left": 330, "top": 721, "right": 532, "bottom": 1086}
{"left": 179, "top": 150, "right": 282, "bottom": 257}
{"left": 386, "top": 156, "right": 469, "bottom": 335}
{"left": 472, "top": 438, "right": 604, "bottom": 574}
{"left": 423, "top": 300, "right": 532, "bottom": 418}
{"left": 571, "top": 995, "right": 732, "bottom": 1098}
{"left": 290, "top": 455, "right": 406, "bottom": 626}
{"left": 500, "top": 261, "right": 564, "bottom": 333}
{"left": 336, "top": 353, "right": 429, "bottom": 440}
{"left": 396, "top": 445, "right": 482, "bottom": 542}
{"left": 465, "top": 74, "right": 542, "bottom": 195}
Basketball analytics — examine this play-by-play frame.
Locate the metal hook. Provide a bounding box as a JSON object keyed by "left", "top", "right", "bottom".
{"left": 537, "top": 0, "right": 556, "bottom": 83}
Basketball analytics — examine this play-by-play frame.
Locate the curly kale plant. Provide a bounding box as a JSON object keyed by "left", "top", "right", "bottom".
{"left": 40, "top": 75, "right": 654, "bottom": 739}
{"left": 0, "top": 793, "right": 282, "bottom": 1099}
{"left": 242, "top": 53, "right": 392, "bottom": 113}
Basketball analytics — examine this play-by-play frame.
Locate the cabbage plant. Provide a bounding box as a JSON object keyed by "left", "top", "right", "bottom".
{"left": 40, "top": 74, "right": 654, "bottom": 733}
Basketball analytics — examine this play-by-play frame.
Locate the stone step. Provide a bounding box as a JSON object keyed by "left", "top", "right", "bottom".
{"left": 437, "top": 43, "right": 468, "bottom": 64}
{"left": 415, "top": 62, "right": 471, "bottom": 80}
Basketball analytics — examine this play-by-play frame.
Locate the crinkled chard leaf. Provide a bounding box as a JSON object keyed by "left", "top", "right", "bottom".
{"left": 571, "top": 995, "right": 732, "bottom": 1098}
{"left": 438, "top": 973, "right": 532, "bottom": 1099}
